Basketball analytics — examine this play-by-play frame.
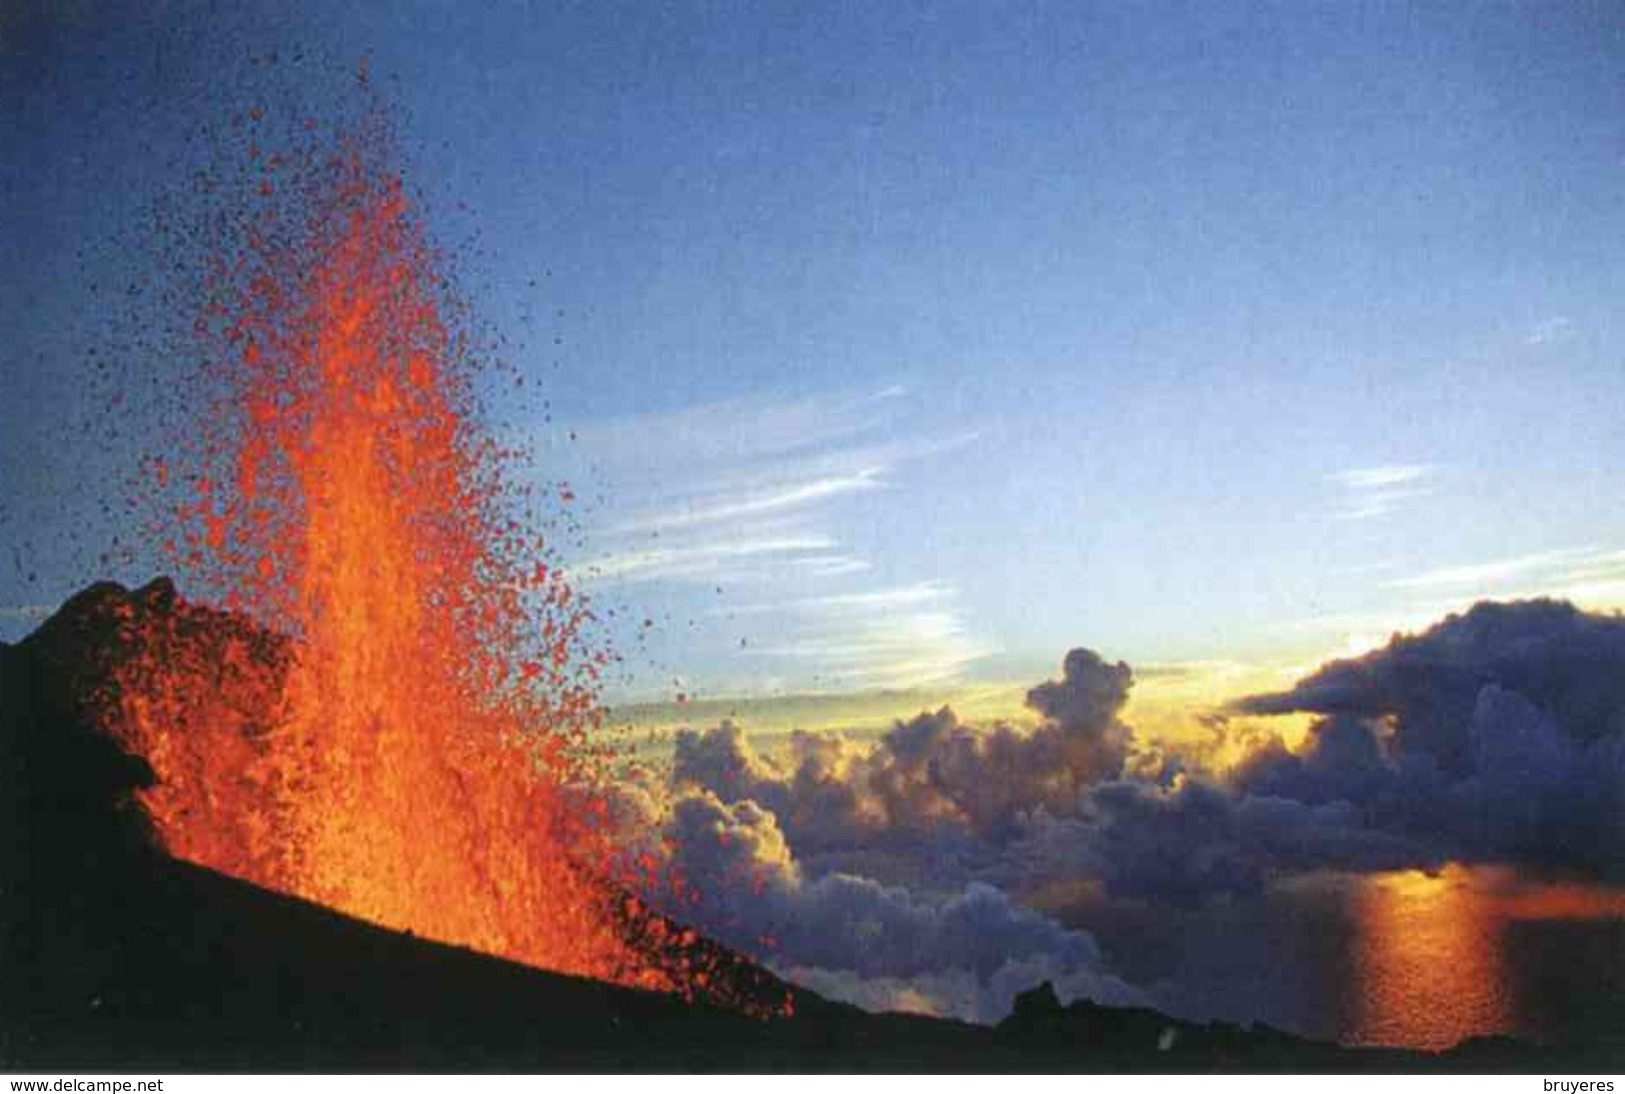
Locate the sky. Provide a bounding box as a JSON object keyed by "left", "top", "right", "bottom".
{"left": 4, "top": 1, "right": 1625, "bottom": 708}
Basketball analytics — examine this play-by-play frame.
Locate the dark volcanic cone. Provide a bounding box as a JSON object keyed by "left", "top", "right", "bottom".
{"left": 1, "top": 578, "right": 787, "bottom": 1005}
{"left": 0, "top": 580, "right": 819, "bottom": 1068}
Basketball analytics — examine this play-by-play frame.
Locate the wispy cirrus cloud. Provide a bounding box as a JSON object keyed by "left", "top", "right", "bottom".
{"left": 782, "top": 556, "right": 872, "bottom": 579}
{"left": 553, "top": 384, "right": 993, "bottom": 695}
{"left": 1524, "top": 315, "right": 1574, "bottom": 347}
{"left": 1326, "top": 463, "right": 1435, "bottom": 521}
{"left": 1273, "top": 546, "right": 1625, "bottom": 664}
{"left": 1329, "top": 465, "right": 1431, "bottom": 492}
{"left": 706, "top": 580, "right": 954, "bottom": 618}
{"left": 1385, "top": 546, "right": 1603, "bottom": 592}
{"left": 1385, "top": 545, "right": 1625, "bottom": 604}
{"left": 566, "top": 384, "right": 910, "bottom": 470}
{"left": 748, "top": 607, "right": 996, "bottom": 690}
{"left": 610, "top": 466, "right": 886, "bottom": 535}
{"left": 572, "top": 533, "right": 840, "bottom": 585}
{"left": 713, "top": 581, "right": 992, "bottom": 691}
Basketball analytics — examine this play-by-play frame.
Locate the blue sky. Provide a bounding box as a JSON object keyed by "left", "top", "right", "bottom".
{"left": 4, "top": 2, "right": 1625, "bottom": 701}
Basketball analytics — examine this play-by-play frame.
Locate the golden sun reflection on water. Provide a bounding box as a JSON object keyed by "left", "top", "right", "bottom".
{"left": 1344, "top": 866, "right": 1625, "bottom": 1049}
{"left": 1345, "top": 868, "right": 1513, "bottom": 1049}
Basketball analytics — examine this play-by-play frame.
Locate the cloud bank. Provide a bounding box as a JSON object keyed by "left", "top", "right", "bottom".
{"left": 616, "top": 598, "right": 1625, "bottom": 1024}
{"left": 1230, "top": 599, "right": 1625, "bottom": 876}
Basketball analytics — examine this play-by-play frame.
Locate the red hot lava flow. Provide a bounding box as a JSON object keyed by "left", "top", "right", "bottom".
{"left": 99, "top": 107, "right": 752, "bottom": 1003}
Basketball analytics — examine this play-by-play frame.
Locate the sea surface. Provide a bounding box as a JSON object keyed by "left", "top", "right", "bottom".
{"left": 1049, "top": 866, "right": 1625, "bottom": 1051}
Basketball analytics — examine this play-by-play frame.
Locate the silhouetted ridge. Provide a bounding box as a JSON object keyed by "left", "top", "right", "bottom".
{"left": 0, "top": 581, "right": 1593, "bottom": 1071}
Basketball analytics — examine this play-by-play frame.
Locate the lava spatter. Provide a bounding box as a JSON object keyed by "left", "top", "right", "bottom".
{"left": 95, "top": 99, "right": 774, "bottom": 1008}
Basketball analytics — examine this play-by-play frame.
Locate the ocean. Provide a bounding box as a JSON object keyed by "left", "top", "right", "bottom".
{"left": 1049, "top": 866, "right": 1625, "bottom": 1050}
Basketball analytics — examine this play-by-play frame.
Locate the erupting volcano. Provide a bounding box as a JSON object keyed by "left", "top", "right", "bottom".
{"left": 89, "top": 101, "right": 736, "bottom": 1002}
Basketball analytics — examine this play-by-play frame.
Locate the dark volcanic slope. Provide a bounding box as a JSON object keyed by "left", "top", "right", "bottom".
{"left": 0, "top": 581, "right": 1599, "bottom": 1072}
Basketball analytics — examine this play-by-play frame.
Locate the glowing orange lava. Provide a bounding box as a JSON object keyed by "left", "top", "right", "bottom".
{"left": 98, "top": 103, "right": 739, "bottom": 1000}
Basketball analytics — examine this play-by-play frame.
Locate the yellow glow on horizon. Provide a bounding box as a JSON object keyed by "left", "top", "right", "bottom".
{"left": 607, "top": 653, "right": 1328, "bottom": 776}
{"left": 1125, "top": 658, "right": 1318, "bottom": 762}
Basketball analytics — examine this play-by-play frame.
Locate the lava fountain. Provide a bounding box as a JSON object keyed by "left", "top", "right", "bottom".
{"left": 96, "top": 101, "right": 731, "bottom": 999}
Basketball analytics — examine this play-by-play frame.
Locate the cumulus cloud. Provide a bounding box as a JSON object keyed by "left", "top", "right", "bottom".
{"left": 1237, "top": 599, "right": 1625, "bottom": 748}
{"left": 1009, "top": 600, "right": 1625, "bottom": 903}
{"left": 671, "top": 648, "right": 1133, "bottom": 847}
{"left": 645, "top": 786, "right": 1143, "bottom": 1023}
{"left": 589, "top": 648, "right": 1148, "bottom": 1022}
{"left": 612, "top": 604, "right": 1625, "bottom": 1024}
{"left": 1010, "top": 775, "right": 1432, "bottom": 907}
{"left": 1230, "top": 599, "right": 1625, "bottom": 876}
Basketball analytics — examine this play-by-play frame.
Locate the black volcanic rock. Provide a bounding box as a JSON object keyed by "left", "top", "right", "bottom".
{"left": 1004, "top": 980, "right": 1065, "bottom": 1037}
{"left": 0, "top": 581, "right": 1597, "bottom": 1072}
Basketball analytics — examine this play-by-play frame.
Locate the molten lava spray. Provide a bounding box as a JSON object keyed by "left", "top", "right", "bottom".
{"left": 103, "top": 101, "right": 727, "bottom": 997}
